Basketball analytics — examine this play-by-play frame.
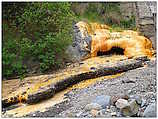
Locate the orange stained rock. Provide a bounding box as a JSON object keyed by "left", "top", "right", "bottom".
{"left": 76, "top": 21, "right": 154, "bottom": 58}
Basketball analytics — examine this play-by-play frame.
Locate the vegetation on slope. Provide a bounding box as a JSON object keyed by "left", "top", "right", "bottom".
{"left": 2, "top": 2, "right": 136, "bottom": 79}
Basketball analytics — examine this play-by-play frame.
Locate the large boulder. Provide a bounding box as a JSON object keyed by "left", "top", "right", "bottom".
{"left": 67, "top": 21, "right": 154, "bottom": 61}
{"left": 66, "top": 22, "right": 92, "bottom": 61}
{"left": 143, "top": 103, "right": 156, "bottom": 117}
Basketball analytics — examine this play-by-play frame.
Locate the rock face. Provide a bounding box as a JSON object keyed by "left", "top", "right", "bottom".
{"left": 66, "top": 22, "right": 92, "bottom": 61}
{"left": 68, "top": 21, "right": 154, "bottom": 61}
{"left": 135, "top": 2, "right": 156, "bottom": 49}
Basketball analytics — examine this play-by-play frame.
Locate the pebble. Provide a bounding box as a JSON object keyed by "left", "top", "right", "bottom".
{"left": 129, "top": 95, "right": 142, "bottom": 105}
{"left": 111, "top": 112, "right": 117, "bottom": 116}
{"left": 127, "top": 90, "right": 132, "bottom": 95}
{"left": 111, "top": 96, "right": 120, "bottom": 105}
{"left": 85, "top": 103, "right": 102, "bottom": 111}
{"left": 92, "top": 95, "right": 111, "bottom": 108}
{"left": 67, "top": 112, "right": 75, "bottom": 117}
{"left": 137, "top": 108, "right": 144, "bottom": 117}
{"left": 110, "top": 105, "right": 117, "bottom": 112}
{"left": 143, "top": 103, "right": 156, "bottom": 117}
{"left": 90, "top": 109, "right": 99, "bottom": 117}
{"left": 111, "top": 94, "right": 129, "bottom": 105}
{"left": 116, "top": 99, "right": 139, "bottom": 116}
{"left": 75, "top": 111, "right": 82, "bottom": 117}
{"left": 101, "top": 109, "right": 106, "bottom": 114}
{"left": 141, "top": 99, "right": 147, "bottom": 107}
{"left": 115, "top": 99, "right": 129, "bottom": 109}
{"left": 122, "top": 78, "right": 136, "bottom": 83}
{"left": 103, "top": 112, "right": 112, "bottom": 117}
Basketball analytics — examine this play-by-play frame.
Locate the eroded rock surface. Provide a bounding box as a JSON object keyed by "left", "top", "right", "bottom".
{"left": 68, "top": 21, "right": 154, "bottom": 61}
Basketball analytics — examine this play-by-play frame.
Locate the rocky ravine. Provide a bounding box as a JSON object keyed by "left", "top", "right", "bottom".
{"left": 25, "top": 57, "right": 156, "bottom": 118}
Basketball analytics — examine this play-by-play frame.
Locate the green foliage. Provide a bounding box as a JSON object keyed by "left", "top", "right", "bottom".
{"left": 120, "top": 15, "right": 136, "bottom": 29}
{"left": 76, "top": 3, "right": 105, "bottom": 23}
{"left": 2, "top": 2, "right": 137, "bottom": 79}
{"left": 3, "top": 2, "right": 76, "bottom": 78}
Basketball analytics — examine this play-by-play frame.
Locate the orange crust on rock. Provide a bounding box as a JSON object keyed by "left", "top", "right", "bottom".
{"left": 77, "top": 21, "right": 154, "bottom": 58}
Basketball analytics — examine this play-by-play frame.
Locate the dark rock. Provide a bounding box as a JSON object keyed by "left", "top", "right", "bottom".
{"left": 90, "top": 67, "right": 96, "bottom": 70}
{"left": 122, "top": 78, "right": 136, "bottom": 83}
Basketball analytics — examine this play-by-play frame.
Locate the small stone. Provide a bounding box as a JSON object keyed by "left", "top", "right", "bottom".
{"left": 111, "top": 112, "right": 117, "bottom": 116}
{"left": 92, "top": 95, "right": 111, "bottom": 108}
{"left": 116, "top": 111, "right": 122, "bottom": 117}
{"left": 127, "top": 90, "right": 132, "bottom": 95}
{"left": 75, "top": 111, "right": 82, "bottom": 117}
{"left": 137, "top": 108, "right": 144, "bottom": 117}
{"left": 32, "top": 114, "right": 36, "bottom": 117}
{"left": 116, "top": 99, "right": 139, "bottom": 116}
{"left": 106, "top": 108, "right": 110, "bottom": 112}
{"left": 111, "top": 95, "right": 129, "bottom": 105}
{"left": 90, "top": 67, "right": 96, "bottom": 70}
{"left": 110, "top": 105, "right": 117, "bottom": 112}
{"left": 85, "top": 103, "right": 102, "bottom": 111}
{"left": 129, "top": 99, "right": 139, "bottom": 115}
{"left": 129, "top": 95, "right": 142, "bottom": 105}
{"left": 150, "top": 99, "right": 156, "bottom": 103}
{"left": 117, "top": 94, "right": 129, "bottom": 100}
{"left": 90, "top": 109, "right": 99, "bottom": 117}
{"left": 67, "top": 112, "right": 75, "bottom": 117}
{"left": 141, "top": 99, "right": 147, "bottom": 107}
{"left": 122, "top": 99, "right": 139, "bottom": 116}
{"left": 101, "top": 109, "right": 106, "bottom": 114}
{"left": 115, "top": 99, "right": 129, "bottom": 109}
{"left": 111, "top": 96, "right": 119, "bottom": 105}
{"left": 122, "top": 78, "right": 136, "bottom": 83}
{"left": 81, "top": 112, "right": 89, "bottom": 117}
{"left": 143, "top": 103, "right": 156, "bottom": 117}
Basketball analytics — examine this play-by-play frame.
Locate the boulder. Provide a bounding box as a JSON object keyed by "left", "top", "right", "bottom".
{"left": 92, "top": 95, "right": 111, "bottom": 108}
{"left": 115, "top": 99, "right": 129, "bottom": 109}
{"left": 116, "top": 99, "right": 139, "bottom": 116}
{"left": 66, "top": 22, "right": 92, "bottom": 61}
{"left": 143, "top": 103, "right": 156, "bottom": 117}
{"left": 85, "top": 103, "right": 102, "bottom": 111}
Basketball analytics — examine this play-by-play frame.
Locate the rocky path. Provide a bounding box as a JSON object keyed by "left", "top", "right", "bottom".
{"left": 2, "top": 56, "right": 156, "bottom": 118}
{"left": 26, "top": 57, "right": 156, "bottom": 117}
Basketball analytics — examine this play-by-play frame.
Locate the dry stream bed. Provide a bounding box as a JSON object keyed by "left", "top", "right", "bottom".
{"left": 2, "top": 55, "right": 155, "bottom": 117}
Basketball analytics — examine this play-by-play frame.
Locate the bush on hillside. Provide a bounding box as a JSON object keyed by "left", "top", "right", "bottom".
{"left": 2, "top": 2, "right": 76, "bottom": 78}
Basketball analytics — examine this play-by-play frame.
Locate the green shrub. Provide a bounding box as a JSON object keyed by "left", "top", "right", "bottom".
{"left": 2, "top": 2, "right": 76, "bottom": 78}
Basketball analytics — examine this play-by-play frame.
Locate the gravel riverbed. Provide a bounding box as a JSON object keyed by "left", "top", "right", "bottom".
{"left": 26, "top": 58, "right": 156, "bottom": 117}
